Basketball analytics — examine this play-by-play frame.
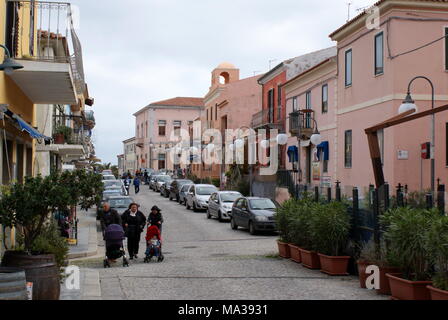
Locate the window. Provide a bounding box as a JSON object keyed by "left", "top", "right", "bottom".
{"left": 323, "top": 160, "right": 328, "bottom": 173}
{"left": 305, "top": 91, "right": 311, "bottom": 128}
{"left": 277, "top": 85, "right": 282, "bottom": 120}
{"left": 375, "top": 32, "right": 384, "bottom": 75}
{"left": 215, "top": 104, "right": 218, "bottom": 120}
{"left": 145, "top": 121, "right": 148, "bottom": 138}
{"left": 446, "top": 123, "right": 448, "bottom": 166}
{"left": 268, "top": 89, "right": 274, "bottom": 123}
{"left": 158, "top": 120, "right": 166, "bottom": 136}
{"left": 378, "top": 129, "right": 384, "bottom": 166}
{"left": 158, "top": 153, "right": 166, "bottom": 170}
{"left": 206, "top": 109, "right": 209, "bottom": 121}
{"left": 173, "top": 120, "right": 181, "bottom": 136}
{"left": 322, "top": 84, "right": 328, "bottom": 113}
{"left": 344, "top": 130, "right": 352, "bottom": 168}
{"left": 445, "top": 28, "right": 448, "bottom": 71}
{"left": 292, "top": 97, "right": 298, "bottom": 111}
{"left": 345, "top": 49, "right": 352, "bottom": 87}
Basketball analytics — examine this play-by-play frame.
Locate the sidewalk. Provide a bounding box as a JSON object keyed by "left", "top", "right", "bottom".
{"left": 61, "top": 207, "right": 103, "bottom": 300}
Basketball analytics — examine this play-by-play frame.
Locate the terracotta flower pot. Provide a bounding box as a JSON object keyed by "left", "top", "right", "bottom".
{"left": 277, "top": 240, "right": 291, "bottom": 259}
{"left": 386, "top": 273, "right": 432, "bottom": 300}
{"left": 288, "top": 244, "right": 301, "bottom": 263}
{"left": 357, "top": 260, "right": 371, "bottom": 289}
{"left": 427, "top": 286, "right": 448, "bottom": 300}
{"left": 298, "top": 248, "right": 320, "bottom": 269}
{"left": 376, "top": 266, "right": 401, "bottom": 295}
{"left": 318, "top": 253, "right": 350, "bottom": 276}
{"left": 53, "top": 133, "right": 64, "bottom": 144}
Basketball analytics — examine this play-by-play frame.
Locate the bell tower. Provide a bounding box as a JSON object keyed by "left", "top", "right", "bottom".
{"left": 210, "top": 62, "right": 239, "bottom": 90}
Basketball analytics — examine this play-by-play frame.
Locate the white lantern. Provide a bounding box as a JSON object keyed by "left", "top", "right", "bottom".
{"left": 310, "top": 133, "right": 322, "bottom": 146}
{"left": 398, "top": 102, "right": 417, "bottom": 114}
{"left": 235, "top": 139, "right": 244, "bottom": 149}
{"left": 260, "top": 139, "right": 270, "bottom": 149}
{"left": 276, "top": 133, "right": 288, "bottom": 145}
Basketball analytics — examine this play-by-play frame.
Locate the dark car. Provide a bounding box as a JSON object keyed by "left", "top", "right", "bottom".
{"left": 230, "top": 197, "right": 278, "bottom": 235}
{"left": 169, "top": 179, "right": 193, "bottom": 202}
{"left": 160, "top": 178, "right": 174, "bottom": 198}
{"left": 96, "top": 195, "right": 134, "bottom": 220}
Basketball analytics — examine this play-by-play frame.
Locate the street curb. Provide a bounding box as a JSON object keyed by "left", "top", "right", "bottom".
{"left": 67, "top": 211, "right": 99, "bottom": 260}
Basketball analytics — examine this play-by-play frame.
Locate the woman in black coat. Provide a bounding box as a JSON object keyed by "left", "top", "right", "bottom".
{"left": 121, "top": 203, "right": 146, "bottom": 259}
{"left": 148, "top": 205, "right": 164, "bottom": 232}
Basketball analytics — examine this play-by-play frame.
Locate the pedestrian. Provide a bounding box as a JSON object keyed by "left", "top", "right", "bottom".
{"left": 100, "top": 202, "right": 122, "bottom": 238}
{"left": 148, "top": 205, "right": 164, "bottom": 232}
{"left": 133, "top": 176, "right": 141, "bottom": 194}
{"left": 121, "top": 203, "right": 146, "bottom": 260}
{"left": 143, "top": 170, "right": 148, "bottom": 184}
{"left": 124, "top": 177, "right": 131, "bottom": 195}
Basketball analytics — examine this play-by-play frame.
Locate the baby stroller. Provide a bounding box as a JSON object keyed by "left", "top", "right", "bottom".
{"left": 103, "top": 224, "right": 129, "bottom": 268}
{"left": 143, "top": 225, "right": 164, "bottom": 263}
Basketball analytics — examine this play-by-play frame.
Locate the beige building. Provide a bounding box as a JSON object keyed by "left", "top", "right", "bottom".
{"left": 123, "top": 137, "right": 137, "bottom": 175}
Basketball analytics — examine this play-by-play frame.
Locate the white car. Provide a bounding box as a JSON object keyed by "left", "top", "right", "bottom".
{"left": 185, "top": 184, "right": 218, "bottom": 212}
{"left": 102, "top": 175, "right": 116, "bottom": 181}
{"left": 207, "top": 191, "right": 242, "bottom": 222}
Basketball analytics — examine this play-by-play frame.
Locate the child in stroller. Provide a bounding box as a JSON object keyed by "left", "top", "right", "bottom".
{"left": 103, "top": 224, "right": 129, "bottom": 268}
{"left": 144, "top": 225, "right": 164, "bottom": 263}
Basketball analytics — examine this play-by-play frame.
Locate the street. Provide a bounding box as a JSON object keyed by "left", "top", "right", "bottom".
{"left": 95, "top": 186, "right": 385, "bottom": 300}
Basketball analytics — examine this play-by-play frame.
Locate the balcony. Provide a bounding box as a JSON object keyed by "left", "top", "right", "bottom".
{"left": 5, "top": 1, "right": 85, "bottom": 104}
{"left": 289, "top": 110, "right": 316, "bottom": 140}
{"left": 251, "top": 109, "right": 285, "bottom": 132}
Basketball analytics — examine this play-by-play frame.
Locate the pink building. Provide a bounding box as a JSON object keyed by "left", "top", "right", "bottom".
{"left": 282, "top": 0, "right": 448, "bottom": 196}
{"left": 133, "top": 97, "right": 203, "bottom": 171}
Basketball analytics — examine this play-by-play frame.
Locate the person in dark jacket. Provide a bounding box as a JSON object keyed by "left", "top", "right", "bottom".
{"left": 121, "top": 203, "right": 146, "bottom": 260}
{"left": 133, "top": 176, "right": 141, "bottom": 194}
{"left": 100, "top": 202, "right": 122, "bottom": 238}
{"left": 148, "top": 205, "right": 164, "bottom": 232}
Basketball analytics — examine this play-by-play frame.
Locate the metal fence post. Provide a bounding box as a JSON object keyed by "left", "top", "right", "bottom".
{"left": 327, "top": 187, "right": 332, "bottom": 203}
{"left": 352, "top": 187, "right": 360, "bottom": 242}
{"left": 314, "top": 186, "right": 319, "bottom": 203}
{"left": 336, "top": 180, "right": 341, "bottom": 202}
{"left": 372, "top": 188, "right": 380, "bottom": 253}
{"left": 396, "top": 183, "right": 404, "bottom": 207}
{"left": 426, "top": 193, "right": 434, "bottom": 209}
{"left": 437, "top": 184, "right": 445, "bottom": 215}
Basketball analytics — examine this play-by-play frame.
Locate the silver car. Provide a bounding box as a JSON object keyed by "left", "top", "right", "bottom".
{"left": 185, "top": 184, "right": 218, "bottom": 212}
{"left": 179, "top": 184, "right": 193, "bottom": 205}
{"left": 207, "top": 191, "right": 242, "bottom": 222}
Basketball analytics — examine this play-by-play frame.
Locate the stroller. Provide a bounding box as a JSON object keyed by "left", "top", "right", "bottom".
{"left": 103, "top": 224, "right": 129, "bottom": 268}
{"left": 143, "top": 225, "right": 164, "bottom": 263}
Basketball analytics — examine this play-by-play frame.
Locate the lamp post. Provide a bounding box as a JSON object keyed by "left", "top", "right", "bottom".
{"left": 0, "top": 44, "right": 23, "bottom": 74}
{"left": 398, "top": 76, "right": 435, "bottom": 193}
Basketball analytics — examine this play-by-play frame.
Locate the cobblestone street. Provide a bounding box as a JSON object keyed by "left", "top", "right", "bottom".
{"left": 66, "top": 186, "right": 387, "bottom": 300}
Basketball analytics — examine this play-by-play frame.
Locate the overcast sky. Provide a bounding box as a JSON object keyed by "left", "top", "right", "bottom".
{"left": 67, "top": 0, "right": 376, "bottom": 164}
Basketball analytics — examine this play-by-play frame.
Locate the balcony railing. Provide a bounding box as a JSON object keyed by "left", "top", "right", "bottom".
{"left": 289, "top": 110, "right": 316, "bottom": 140}
{"left": 251, "top": 109, "right": 284, "bottom": 131}
{"left": 6, "top": 1, "right": 85, "bottom": 95}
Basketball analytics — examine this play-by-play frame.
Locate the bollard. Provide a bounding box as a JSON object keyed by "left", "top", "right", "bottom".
{"left": 437, "top": 184, "right": 445, "bottom": 215}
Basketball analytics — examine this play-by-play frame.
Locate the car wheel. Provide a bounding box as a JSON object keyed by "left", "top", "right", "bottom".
{"left": 249, "top": 221, "right": 257, "bottom": 235}
{"left": 206, "top": 209, "right": 211, "bottom": 219}
{"left": 186, "top": 202, "right": 191, "bottom": 210}
{"left": 231, "top": 218, "right": 238, "bottom": 230}
{"left": 218, "top": 211, "right": 223, "bottom": 222}
{"left": 193, "top": 203, "right": 198, "bottom": 212}
{"left": 176, "top": 196, "right": 180, "bottom": 203}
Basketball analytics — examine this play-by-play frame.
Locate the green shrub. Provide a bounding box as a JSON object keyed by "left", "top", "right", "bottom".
{"left": 274, "top": 198, "right": 298, "bottom": 243}
{"left": 426, "top": 215, "right": 448, "bottom": 291}
{"left": 211, "top": 178, "right": 220, "bottom": 188}
{"left": 309, "top": 201, "right": 351, "bottom": 256}
{"left": 381, "top": 207, "right": 439, "bottom": 281}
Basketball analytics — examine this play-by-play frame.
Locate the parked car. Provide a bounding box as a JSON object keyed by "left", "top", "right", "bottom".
{"left": 160, "top": 178, "right": 174, "bottom": 198}
{"left": 230, "top": 197, "right": 278, "bottom": 235}
{"left": 207, "top": 191, "right": 242, "bottom": 222}
{"left": 185, "top": 184, "right": 219, "bottom": 212}
{"left": 149, "top": 175, "right": 165, "bottom": 191}
{"left": 101, "top": 170, "right": 113, "bottom": 175}
{"left": 179, "top": 184, "right": 193, "bottom": 205}
{"left": 154, "top": 175, "right": 172, "bottom": 192}
{"left": 102, "top": 175, "right": 116, "bottom": 181}
{"left": 97, "top": 195, "right": 134, "bottom": 219}
{"left": 169, "top": 179, "right": 193, "bottom": 202}
{"left": 97, "top": 189, "right": 123, "bottom": 218}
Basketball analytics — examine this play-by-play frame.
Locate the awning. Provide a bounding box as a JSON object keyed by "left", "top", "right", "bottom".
{"left": 317, "top": 141, "right": 329, "bottom": 161}
{"left": 12, "top": 114, "right": 50, "bottom": 140}
{"left": 287, "top": 145, "right": 299, "bottom": 163}
{"left": 1, "top": 106, "right": 50, "bottom": 140}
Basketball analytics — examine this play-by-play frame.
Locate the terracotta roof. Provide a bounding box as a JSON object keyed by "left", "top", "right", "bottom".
{"left": 150, "top": 97, "right": 204, "bottom": 107}
{"left": 329, "top": 0, "right": 448, "bottom": 39}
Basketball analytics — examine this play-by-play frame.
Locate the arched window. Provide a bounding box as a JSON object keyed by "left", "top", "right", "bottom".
{"left": 219, "top": 72, "right": 230, "bottom": 85}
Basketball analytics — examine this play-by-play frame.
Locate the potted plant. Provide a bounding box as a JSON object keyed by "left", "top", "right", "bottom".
{"left": 274, "top": 199, "right": 294, "bottom": 258}
{"left": 309, "top": 201, "right": 351, "bottom": 275}
{"left": 426, "top": 215, "right": 448, "bottom": 300}
{"left": 382, "top": 207, "right": 438, "bottom": 300}
{"left": 53, "top": 125, "right": 72, "bottom": 144}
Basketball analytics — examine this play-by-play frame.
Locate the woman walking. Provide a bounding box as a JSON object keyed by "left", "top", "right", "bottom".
{"left": 148, "top": 205, "right": 164, "bottom": 233}
{"left": 121, "top": 203, "right": 146, "bottom": 260}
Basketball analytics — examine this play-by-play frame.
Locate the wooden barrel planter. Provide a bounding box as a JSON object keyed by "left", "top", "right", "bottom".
{"left": 0, "top": 267, "right": 28, "bottom": 300}
{"left": 1, "top": 251, "right": 60, "bottom": 300}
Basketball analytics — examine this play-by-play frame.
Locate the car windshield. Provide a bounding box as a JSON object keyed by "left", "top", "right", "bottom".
{"left": 104, "top": 181, "right": 122, "bottom": 188}
{"left": 177, "top": 180, "right": 193, "bottom": 186}
{"left": 109, "top": 198, "right": 133, "bottom": 208}
{"left": 102, "top": 175, "right": 115, "bottom": 180}
{"left": 158, "top": 176, "right": 170, "bottom": 182}
{"left": 221, "top": 193, "right": 241, "bottom": 203}
{"left": 196, "top": 186, "right": 217, "bottom": 195}
{"left": 182, "top": 185, "right": 192, "bottom": 192}
{"left": 249, "top": 199, "right": 276, "bottom": 210}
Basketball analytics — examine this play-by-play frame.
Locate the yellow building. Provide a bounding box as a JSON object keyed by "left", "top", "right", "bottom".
{"left": 0, "top": 1, "right": 93, "bottom": 257}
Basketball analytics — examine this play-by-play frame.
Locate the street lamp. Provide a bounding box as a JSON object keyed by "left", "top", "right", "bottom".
{"left": 0, "top": 45, "right": 23, "bottom": 75}
{"left": 398, "top": 76, "right": 435, "bottom": 192}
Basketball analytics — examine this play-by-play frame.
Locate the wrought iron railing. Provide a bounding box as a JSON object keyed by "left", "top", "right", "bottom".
{"left": 6, "top": 1, "right": 85, "bottom": 95}
{"left": 289, "top": 110, "right": 315, "bottom": 139}
{"left": 251, "top": 109, "right": 284, "bottom": 131}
